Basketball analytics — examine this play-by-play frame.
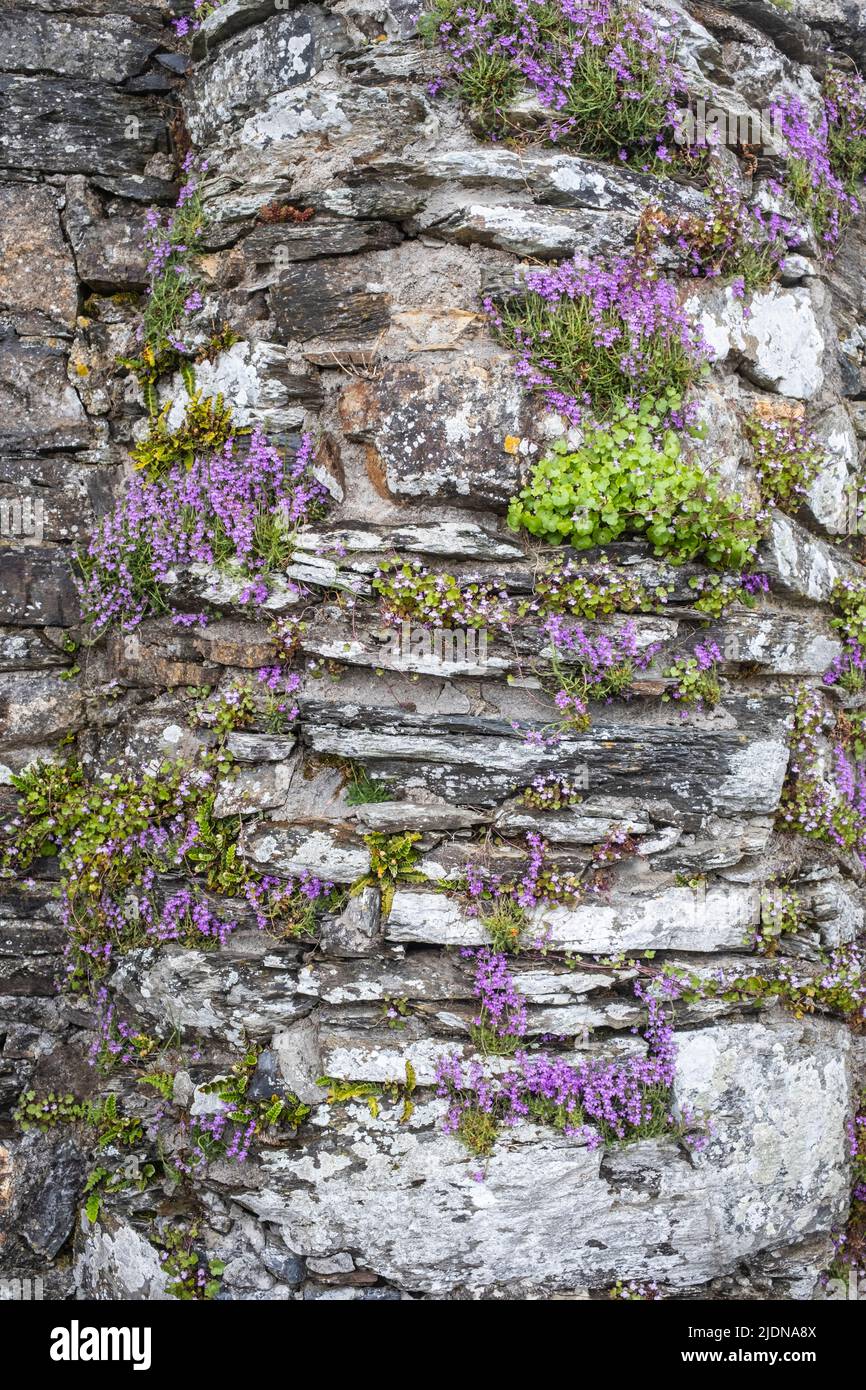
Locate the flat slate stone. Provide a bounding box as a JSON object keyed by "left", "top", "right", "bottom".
{"left": 301, "top": 701, "right": 790, "bottom": 820}
{"left": 0, "top": 334, "right": 90, "bottom": 453}
{"left": 0, "top": 183, "right": 79, "bottom": 334}
{"left": 271, "top": 261, "right": 391, "bottom": 344}
{"left": 0, "top": 76, "right": 165, "bottom": 177}
{"left": 0, "top": 547, "right": 80, "bottom": 628}
{"left": 226, "top": 1016, "right": 850, "bottom": 1295}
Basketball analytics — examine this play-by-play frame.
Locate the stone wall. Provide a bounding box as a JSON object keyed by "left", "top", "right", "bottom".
{"left": 1, "top": 0, "right": 865, "bottom": 1301}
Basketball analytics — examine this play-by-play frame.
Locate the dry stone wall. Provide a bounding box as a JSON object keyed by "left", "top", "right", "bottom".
{"left": 1, "top": 0, "right": 866, "bottom": 1301}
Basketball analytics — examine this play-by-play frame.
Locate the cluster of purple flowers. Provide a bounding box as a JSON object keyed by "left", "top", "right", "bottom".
{"left": 87, "top": 987, "right": 144, "bottom": 1069}
{"left": 705, "top": 947, "right": 865, "bottom": 1027}
{"left": 465, "top": 831, "right": 582, "bottom": 912}
{"left": 188, "top": 1105, "right": 257, "bottom": 1163}
{"left": 771, "top": 86, "right": 864, "bottom": 252}
{"left": 141, "top": 887, "right": 238, "bottom": 947}
{"left": 781, "top": 689, "right": 866, "bottom": 870}
{"left": 522, "top": 772, "right": 585, "bottom": 809}
{"left": 257, "top": 665, "right": 302, "bottom": 722}
{"left": 466, "top": 947, "right": 528, "bottom": 1046}
{"left": 426, "top": 0, "right": 683, "bottom": 157}
{"left": 172, "top": 1, "right": 223, "bottom": 38}
{"left": 531, "top": 553, "right": 653, "bottom": 619}
{"left": 640, "top": 171, "right": 794, "bottom": 289}
{"left": 78, "top": 429, "right": 327, "bottom": 634}
{"left": 516, "top": 830, "right": 578, "bottom": 908}
{"left": 591, "top": 824, "right": 636, "bottom": 869}
{"left": 139, "top": 152, "right": 209, "bottom": 357}
{"left": 243, "top": 872, "right": 334, "bottom": 933}
{"left": 611, "top": 1279, "right": 661, "bottom": 1300}
{"left": 553, "top": 686, "right": 590, "bottom": 728}
{"left": 490, "top": 253, "right": 714, "bottom": 424}
{"left": 547, "top": 614, "right": 653, "bottom": 686}
{"left": 826, "top": 1087, "right": 866, "bottom": 1287}
{"left": 544, "top": 614, "right": 656, "bottom": 728}
{"left": 694, "top": 639, "right": 721, "bottom": 671}
{"left": 664, "top": 639, "right": 722, "bottom": 715}
{"left": 745, "top": 412, "right": 822, "bottom": 509}
{"left": 740, "top": 572, "right": 771, "bottom": 597}
{"left": 823, "top": 639, "right": 866, "bottom": 692}
{"left": 436, "top": 973, "right": 707, "bottom": 1155}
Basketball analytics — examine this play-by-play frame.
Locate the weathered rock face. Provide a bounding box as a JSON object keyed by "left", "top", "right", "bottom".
{"left": 231, "top": 1017, "right": 851, "bottom": 1295}
{"left": 1, "top": 0, "right": 865, "bottom": 1306}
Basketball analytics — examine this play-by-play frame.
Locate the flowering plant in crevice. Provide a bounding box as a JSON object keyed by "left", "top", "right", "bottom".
{"left": 589, "top": 824, "right": 637, "bottom": 891}
{"left": 13, "top": 1090, "right": 145, "bottom": 1148}
{"left": 508, "top": 396, "right": 764, "bottom": 573}
{"left": 609, "top": 1278, "right": 661, "bottom": 1300}
{"left": 662, "top": 640, "right": 722, "bottom": 714}
{"left": 770, "top": 73, "right": 866, "bottom": 254}
{"left": 419, "top": 0, "right": 684, "bottom": 160}
{"left": 521, "top": 772, "right": 585, "bottom": 810}
{"left": 153, "top": 1222, "right": 226, "bottom": 1302}
{"left": 372, "top": 557, "right": 514, "bottom": 633}
{"left": 462, "top": 826, "right": 637, "bottom": 957}
{"left": 489, "top": 258, "right": 713, "bottom": 426}
{"left": 87, "top": 987, "right": 161, "bottom": 1072}
{"left": 77, "top": 429, "right": 327, "bottom": 637}
{"left": 172, "top": 1, "right": 225, "bottom": 38}
{"left": 637, "top": 168, "right": 794, "bottom": 292}
{"left": 828, "top": 1095, "right": 866, "bottom": 1286}
{"left": 744, "top": 412, "right": 821, "bottom": 511}
{"left": 465, "top": 947, "right": 528, "bottom": 1055}
{"left": 530, "top": 552, "right": 662, "bottom": 620}
{"left": 381, "top": 996, "right": 411, "bottom": 1030}
{"left": 435, "top": 974, "right": 709, "bottom": 1159}
{"left": 1, "top": 751, "right": 336, "bottom": 991}
{"left": 466, "top": 831, "right": 583, "bottom": 920}
{"left": 823, "top": 639, "right": 866, "bottom": 696}
{"left": 779, "top": 686, "right": 866, "bottom": 870}
{"left": 192, "top": 680, "right": 256, "bottom": 741}
{"left": 243, "top": 872, "right": 336, "bottom": 936}
{"left": 544, "top": 613, "right": 657, "bottom": 729}
{"left": 257, "top": 664, "right": 303, "bottom": 732}
{"left": 177, "top": 1045, "right": 312, "bottom": 1173}
{"left": 687, "top": 570, "right": 770, "bottom": 619}
{"left": 2, "top": 757, "right": 221, "bottom": 987}
{"left": 16, "top": 1032, "right": 313, "bottom": 1232}
{"left": 824, "top": 69, "right": 866, "bottom": 194}
{"left": 118, "top": 154, "right": 211, "bottom": 411}
{"left": 671, "top": 946, "right": 865, "bottom": 1030}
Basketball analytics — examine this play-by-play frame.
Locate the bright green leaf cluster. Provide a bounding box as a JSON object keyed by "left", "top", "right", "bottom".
{"left": 508, "top": 398, "right": 762, "bottom": 570}
{"left": 132, "top": 391, "right": 239, "bottom": 479}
